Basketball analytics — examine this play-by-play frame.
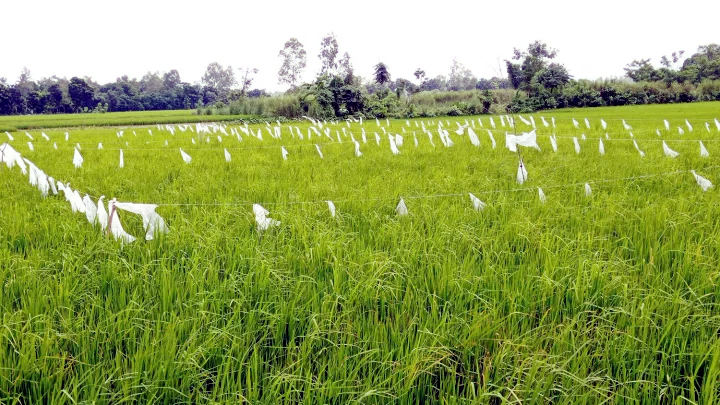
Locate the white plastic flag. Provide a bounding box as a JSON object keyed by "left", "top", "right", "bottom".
{"left": 26, "top": 160, "right": 38, "bottom": 186}
{"left": 98, "top": 142, "right": 103, "bottom": 149}
{"left": 224, "top": 148, "right": 231, "bottom": 162}
{"left": 315, "top": 144, "right": 324, "bottom": 159}
{"left": 413, "top": 133, "right": 419, "bottom": 147}
{"left": 396, "top": 198, "right": 408, "bottom": 216}
{"left": 700, "top": 141, "right": 709, "bottom": 157}
{"left": 354, "top": 140, "right": 362, "bottom": 157}
{"left": 114, "top": 202, "right": 169, "bottom": 241}
{"left": 538, "top": 188, "right": 546, "bottom": 203}
{"left": 107, "top": 199, "right": 136, "bottom": 243}
{"left": 490, "top": 117, "right": 496, "bottom": 129}
{"left": 41, "top": 132, "right": 49, "bottom": 141}
{"left": 443, "top": 130, "right": 454, "bottom": 147}
{"left": 622, "top": 119, "right": 632, "bottom": 130}
{"left": 389, "top": 135, "right": 400, "bottom": 155}
{"left": 600, "top": 119, "right": 607, "bottom": 130}
{"left": 584, "top": 118, "right": 590, "bottom": 129}
{"left": 678, "top": 127, "right": 685, "bottom": 135}
{"left": 5, "top": 132, "right": 13, "bottom": 141}
{"left": 467, "top": 128, "right": 480, "bottom": 147}
{"left": 253, "top": 204, "right": 281, "bottom": 231}
{"left": 375, "top": 132, "right": 381, "bottom": 145}
{"left": 1, "top": 143, "right": 26, "bottom": 173}
{"left": 468, "top": 193, "right": 486, "bottom": 211}
{"left": 585, "top": 183, "right": 592, "bottom": 197}
{"left": 486, "top": 130, "right": 496, "bottom": 149}
{"left": 25, "top": 132, "right": 34, "bottom": 141}
{"left": 73, "top": 148, "right": 83, "bottom": 168}
{"left": 662, "top": 141, "right": 679, "bottom": 158}
{"left": 83, "top": 195, "right": 98, "bottom": 225}
{"left": 656, "top": 129, "right": 662, "bottom": 137}
{"left": 686, "top": 119, "right": 693, "bottom": 132}
{"left": 395, "top": 134, "right": 404, "bottom": 147}
{"left": 97, "top": 196, "right": 108, "bottom": 230}
{"left": 35, "top": 168, "right": 49, "bottom": 197}
{"left": 633, "top": 139, "right": 645, "bottom": 157}
{"left": 599, "top": 138, "right": 605, "bottom": 155}
{"left": 541, "top": 117, "right": 549, "bottom": 127}
{"left": 549, "top": 134, "right": 557, "bottom": 152}
{"left": 118, "top": 149, "right": 124, "bottom": 168}
{"left": 281, "top": 146, "right": 289, "bottom": 160}
{"left": 28, "top": 142, "right": 34, "bottom": 151}
{"left": 180, "top": 148, "right": 191, "bottom": 164}
{"left": 517, "top": 160, "right": 528, "bottom": 185}
{"left": 326, "top": 201, "right": 336, "bottom": 218}
{"left": 572, "top": 118, "right": 579, "bottom": 129}
{"left": 573, "top": 137, "right": 581, "bottom": 154}
{"left": 551, "top": 117, "right": 555, "bottom": 128}
{"left": 505, "top": 130, "right": 540, "bottom": 152}
{"left": 664, "top": 119, "right": 670, "bottom": 131}
{"left": 691, "top": 170, "right": 713, "bottom": 191}
{"left": 48, "top": 176, "right": 57, "bottom": 195}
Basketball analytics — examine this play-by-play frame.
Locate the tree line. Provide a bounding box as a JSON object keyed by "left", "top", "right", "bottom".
{"left": 1, "top": 39, "right": 718, "bottom": 117}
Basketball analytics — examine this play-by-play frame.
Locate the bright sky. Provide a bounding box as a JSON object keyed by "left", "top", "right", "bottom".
{"left": 2, "top": 0, "right": 718, "bottom": 93}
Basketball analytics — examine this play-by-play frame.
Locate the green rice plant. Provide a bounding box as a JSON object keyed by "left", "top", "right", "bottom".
{"left": 1, "top": 102, "right": 720, "bottom": 403}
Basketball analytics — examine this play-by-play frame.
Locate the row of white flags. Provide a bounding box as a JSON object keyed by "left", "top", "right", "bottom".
{"left": 1, "top": 142, "right": 168, "bottom": 243}
{"left": 3, "top": 141, "right": 716, "bottom": 239}
{"left": 6, "top": 115, "right": 720, "bottom": 147}
{"left": 29, "top": 128, "right": 714, "bottom": 170}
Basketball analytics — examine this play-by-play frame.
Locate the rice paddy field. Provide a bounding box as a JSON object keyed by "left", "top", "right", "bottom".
{"left": 2, "top": 102, "right": 720, "bottom": 404}
{"left": 0, "top": 110, "right": 254, "bottom": 132}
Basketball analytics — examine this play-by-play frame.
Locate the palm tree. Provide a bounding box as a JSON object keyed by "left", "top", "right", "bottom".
{"left": 374, "top": 62, "right": 391, "bottom": 86}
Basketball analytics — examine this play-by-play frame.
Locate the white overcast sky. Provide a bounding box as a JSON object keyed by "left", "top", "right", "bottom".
{"left": 2, "top": 0, "right": 718, "bottom": 92}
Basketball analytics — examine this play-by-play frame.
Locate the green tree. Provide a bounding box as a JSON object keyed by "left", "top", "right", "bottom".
{"left": 16, "top": 67, "right": 34, "bottom": 98}
{"left": 68, "top": 77, "right": 95, "bottom": 111}
{"left": 140, "top": 71, "right": 164, "bottom": 94}
{"left": 506, "top": 41, "right": 562, "bottom": 93}
{"left": 278, "top": 38, "right": 307, "bottom": 89}
{"left": 318, "top": 33, "right": 339, "bottom": 75}
{"left": 163, "top": 69, "right": 181, "bottom": 90}
{"left": 337, "top": 52, "right": 354, "bottom": 84}
{"left": 681, "top": 44, "right": 720, "bottom": 83}
{"left": 373, "top": 62, "right": 391, "bottom": 86}
{"left": 448, "top": 59, "right": 477, "bottom": 91}
{"left": 202, "top": 62, "right": 237, "bottom": 98}
{"left": 535, "top": 63, "right": 572, "bottom": 91}
{"left": 237, "top": 67, "right": 259, "bottom": 96}
{"left": 624, "top": 59, "right": 661, "bottom": 82}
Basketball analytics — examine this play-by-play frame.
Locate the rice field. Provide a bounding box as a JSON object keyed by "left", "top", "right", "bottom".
{"left": 2, "top": 102, "right": 720, "bottom": 404}
{"left": 0, "top": 109, "right": 254, "bottom": 132}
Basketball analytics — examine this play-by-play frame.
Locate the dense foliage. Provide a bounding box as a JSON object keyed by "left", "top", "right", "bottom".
{"left": 2, "top": 42, "right": 719, "bottom": 118}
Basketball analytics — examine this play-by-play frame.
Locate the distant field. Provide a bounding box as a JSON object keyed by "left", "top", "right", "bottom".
{"left": 2, "top": 102, "right": 720, "bottom": 403}
{"left": 0, "top": 109, "right": 256, "bottom": 131}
